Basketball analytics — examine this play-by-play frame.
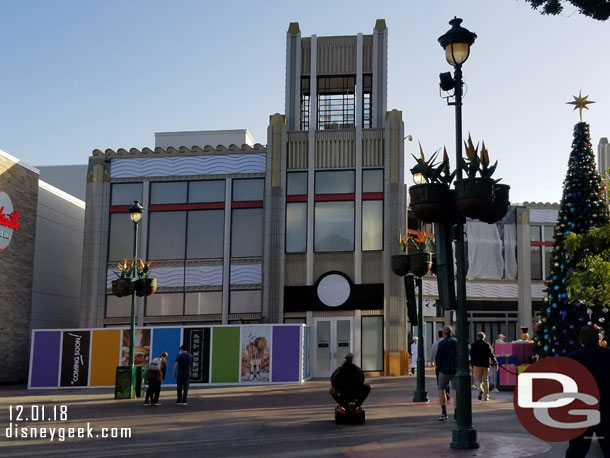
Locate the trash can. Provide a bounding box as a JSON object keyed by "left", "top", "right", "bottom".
{"left": 115, "top": 366, "right": 147, "bottom": 399}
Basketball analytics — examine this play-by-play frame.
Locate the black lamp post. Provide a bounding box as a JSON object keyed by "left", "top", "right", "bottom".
{"left": 412, "top": 276, "right": 428, "bottom": 402}
{"left": 127, "top": 201, "right": 143, "bottom": 377}
{"left": 438, "top": 17, "right": 479, "bottom": 450}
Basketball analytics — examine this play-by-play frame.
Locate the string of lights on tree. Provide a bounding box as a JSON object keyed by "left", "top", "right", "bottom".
{"left": 534, "top": 92, "right": 610, "bottom": 358}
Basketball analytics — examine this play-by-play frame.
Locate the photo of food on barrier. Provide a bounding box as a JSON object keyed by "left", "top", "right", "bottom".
{"left": 241, "top": 326, "right": 271, "bottom": 382}
{"left": 121, "top": 329, "right": 150, "bottom": 366}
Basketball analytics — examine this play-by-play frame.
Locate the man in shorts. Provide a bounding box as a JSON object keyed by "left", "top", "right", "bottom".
{"left": 435, "top": 326, "right": 457, "bottom": 421}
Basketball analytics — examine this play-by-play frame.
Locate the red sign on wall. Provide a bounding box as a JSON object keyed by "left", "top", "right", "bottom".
{"left": 0, "top": 191, "right": 19, "bottom": 251}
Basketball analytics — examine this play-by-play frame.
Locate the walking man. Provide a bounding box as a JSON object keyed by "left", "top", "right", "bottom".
{"left": 173, "top": 345, "right": 194, "bottom": 405}
{"left": 469, "top": 332, "right": 497, "bottom": 401}
{"left": 430, "top": 329, "right": 450, "bottom": 401}
{"left": 435, "top": 326, "right": 457, "bottom": 421}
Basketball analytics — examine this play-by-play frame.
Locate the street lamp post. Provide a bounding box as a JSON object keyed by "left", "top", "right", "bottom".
{"left": 438, "top": 17, "right": 479, "bottom": 450}
{"left": 412, "top": 276, "right": 428, "bottom": 402}
{"left": 127, "top": 200, "right": 143, "bottom": 385}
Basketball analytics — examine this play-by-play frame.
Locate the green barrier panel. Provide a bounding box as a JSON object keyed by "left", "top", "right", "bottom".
{"left": 211, "top": 327, "right": 240, "bottom": 383}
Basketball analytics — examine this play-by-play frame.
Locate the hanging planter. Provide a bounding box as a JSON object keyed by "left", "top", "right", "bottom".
{"left": 391, "top": 255, "right": 411, "bottom": 277}
{"left": 409, "top": 183, "right": 451, "bottom": 223}
{"left": 454, "top": 177, "right": 494, "bottom": 218}
{"left": 135, "top": 277, "right": 157, "bottom": 297}
{"left": 112, "top": 278, "right": 135, "bottom": 297}
{"left": 408, "top": 252, "right": 433, "bottom": 278}
{"left": 479, "top": 183, "right": 510, "bottom": 224}
{"left": 430, "top": 253, "right": 437, "bottom": 276}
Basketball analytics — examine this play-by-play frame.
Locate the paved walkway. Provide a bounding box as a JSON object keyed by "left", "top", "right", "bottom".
{"left": 0, "top": 369, "right": 604, "bottom": 457}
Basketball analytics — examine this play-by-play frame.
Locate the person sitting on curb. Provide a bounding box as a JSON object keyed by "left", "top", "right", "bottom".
{"left": 329, "top": 353, "right": 371, "bottom": 412}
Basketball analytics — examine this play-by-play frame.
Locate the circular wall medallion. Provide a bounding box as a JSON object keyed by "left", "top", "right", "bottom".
{"left": 316, "top": 272, "right": 351, "bottom": 307}
{"left": 0, "top": 191, "right": 18, "bottom": 251}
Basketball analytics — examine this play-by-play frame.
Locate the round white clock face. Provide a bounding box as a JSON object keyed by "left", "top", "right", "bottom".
{"left": 317, "top": 273, "right": 351, "bottom": 307}
{"left": 0, "top": 191, "right": 16, "bottom": 251}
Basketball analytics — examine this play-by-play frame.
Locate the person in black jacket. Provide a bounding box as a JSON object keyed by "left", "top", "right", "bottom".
{"left": 469, "top": 332, "right": 497, "bottom": 401}
{"left": 329, "top": 353, "right": 370, "bottom": 411}
{"left": 566, "top": 325, "right": 610, "bottom": 458}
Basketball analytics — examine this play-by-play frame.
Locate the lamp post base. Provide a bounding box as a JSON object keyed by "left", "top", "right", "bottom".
{"left": 412, "top": 389, "right": 428, "bottom": 402}
{"left": 450, "top": 427, "right": 479, "bottom": 449}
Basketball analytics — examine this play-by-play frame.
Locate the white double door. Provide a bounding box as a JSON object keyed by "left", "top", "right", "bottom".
{"left": 313, "top": 317, "right": 353, "bottom": 378}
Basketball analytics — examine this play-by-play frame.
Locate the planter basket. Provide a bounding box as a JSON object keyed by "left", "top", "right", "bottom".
{"left": 454, "top": 178, "right": 494, "bottom": 219}
{"left": 408, "top": 252, "right": 433, "bottom": 278}
{"left": 479, "top": 184, "right": 510, "bottom": 224}
{"left": 112, "top": 278, "right": 135, "bottom": 297}
{"left": 135, "top": 278, "right": 157, "bottom": 297}
{"left": 408, "top": 184, "right": 451, "bottom": 223}
{"left": 391, "top": 255, "right": 410, "bottom": 277}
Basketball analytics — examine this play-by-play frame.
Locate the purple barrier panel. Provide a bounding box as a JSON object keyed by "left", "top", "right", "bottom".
{"left": 271, "top": 326, "right": 300, "bottom": 382}
{"left": 30, "top": 331, "right": 61, "bottom": 387}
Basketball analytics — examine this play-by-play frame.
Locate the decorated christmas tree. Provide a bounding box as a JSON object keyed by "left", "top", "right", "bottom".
{"left": 534, "top": 92, "right": 609, "bottom": 358}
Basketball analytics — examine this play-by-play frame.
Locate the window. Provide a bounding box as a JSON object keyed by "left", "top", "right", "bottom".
{"left": 233, "top": 178, "right": 264, "bottom": 201}
{"left": 363, "top": 169, "right": 383, "bottom": 193}
{"left": 148, "top": 211, "right": 187, "bottom": 260}
{"left": 287, "top": 172, "right": 307, "bottom": 196}
{"left": 315, "top": 170, "right": 354, "bottom": 194}
{"left": 286, "top": 203, "right": 307, "bottom": 253}
{"left": 362, "top": 74, "right": 372, "bottom": 129}
{"left": 185, "top": 291, "right": 222, "bottom": 315}
{"left": 317, "top": 76, "right": 356, "bottom": 130}
{"left": 108, "top": 213, "right": 141, "bottom": 262}
{"left": 362, "top": 200, "right": 383, "bottom": 251}
{"left": 530, "top": 224, "right": 555, "bottom": 281}
{"left": 150, "top": 181, "right": 187, "bottom": 204}
{"left": 189, "top": 180, "right": 225, "bottom": 203}
{"left": 231, "top": 209, "right": 263, "bottom": 257}
{"left": 361, "top": 316, "right": 383, "bottom": 371}
{"left": 187, "top": 210, "right": 224, "bottom": 259}
{"left": 300, "top": 76, "right": 310, "bottom": 131}
{"left": 111, "top": 183, "right": 143, "bottom": 206}
{"left": 105, "top": 295, "right": 130, "bottom": 318}
{"left": 146, "top": 293, "right": 184, "bottom": 316}
{"left": 230, "top": 290, "right": 261, "bottom": 313}
{"left": 315, "top": 201, "right": 354, "bottom": 252}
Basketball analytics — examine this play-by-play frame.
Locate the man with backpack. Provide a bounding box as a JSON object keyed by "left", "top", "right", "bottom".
{"left": 145, "top": 351, "right": 168, "bottom": 405}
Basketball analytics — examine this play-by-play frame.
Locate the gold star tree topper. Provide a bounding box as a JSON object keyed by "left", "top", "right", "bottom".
{"left": 567, "top": 90, "right": 595, "bottom": 122}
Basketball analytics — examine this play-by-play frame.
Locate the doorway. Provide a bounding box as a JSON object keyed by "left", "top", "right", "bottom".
{"left": 313, "top": 317, "right": 353, "bottom": 378}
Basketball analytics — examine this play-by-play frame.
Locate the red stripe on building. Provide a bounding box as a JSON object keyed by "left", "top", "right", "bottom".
{"left": 362, "top": 192, "right": 384, "bottom": 200}
{"left": 231, "top": 201, "right": 264, "bottom": 209}
{"left": 109, "top": 205, "right": 130, "bottom": 213}
{"left": 531, "top": 241, "right": 553, "bottom": 246}
{"left": 148, "top": 202, "right": 225, "bottom": 211}
{"left": 286, "top": 195, "right": 307, "bottom": 202}
{"left": 314, "top": 193, "right": 355, "bottom": 202}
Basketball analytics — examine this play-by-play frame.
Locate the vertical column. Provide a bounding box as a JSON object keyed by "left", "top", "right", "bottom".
{"left": 285, "top": 23, "right": 301, "bottom": 130}
{"left": 306, "top": 35, "right": 317, "bottom": 285}
{"left": 372, "top": 20, "right": 388, "bottom": 129}
{"left": 354, "top": 33, "right": 363, "bottom": 284}
{"left": 383, "top": 110, "right": 406, "bottom": 375}
{"left": 137, "top": 180, "right": 150, "bottom": 326}
{"left": 517, "top": 207, "right": 532, "bottom": 332}
{"left": 222, "top": 179, "right": 233, "bottom": 324}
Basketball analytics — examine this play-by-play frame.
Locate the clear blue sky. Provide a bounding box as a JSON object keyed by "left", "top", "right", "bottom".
{"left": 1, "top": 0, "right": 608, "bottom": 204}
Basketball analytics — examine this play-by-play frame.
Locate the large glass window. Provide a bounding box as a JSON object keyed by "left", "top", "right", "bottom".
{"left": 317, "top": 76, "right": 356, "bottom": 130}
{"left": 361, "top": 316, "right": 383, "bottom": 371}
{"left": 146, "top": 293, "right": 184, "bottom": 316}
{"left": 315, "top": 201, "right": 354, "bottom": 252}
{"left": 300, "top": 76, "right": 310, "bottom": 131}
{"left": 363, "top": 169, "right": 383, "bottom": 193}
{"left": 108, "top": 213, "right": 140, "bottom": 262}
{"left": 286, "top": 203, "right": 307, "bottom": 253}
{"left": 187, "top": 210, "right": 224, "bottom": 259}
{"left": 150, "top": 181, "right": 187, "bottom": 204}
{"left": 530, "top": 225, "right": 542, "bottom": 242}
{"left": 231, "top": 209, "right": 263, "bottom": 257}
{"left": 362, "top": 74, "right": 372, "bottom": 129}
{"left": 362, "top": 200, "right": 383, "bottom": 251}
{"left": 230, "top": 290, "right": 261, "bottom": 313}
{"left": 315, "top": 170, "right": 354, "bottom": 194}
{"left": 185, "top": 291, "right": 222, "bottom": 315}
{"left": 233, "top": 178, "right": 264, "bottom": 201}
{"left": 105, "top": 295, "right": 130, "bottom": 318}
{"left": 531, "top": 246, "right": 542, "bottom": 280}
{"left": 111, "top": 183, "right": 143, "bottom": 206}
{"left": 530, "top": 224, "right": 555, "bottom": 281}
{"left": 189, "top": 180, "right": 225, "bottom": 203}
{"left": 287, "top": 172, "right": 307, "bottom": 195}
{"left": 148, "top": 211, "right": 186, "bottom": 260}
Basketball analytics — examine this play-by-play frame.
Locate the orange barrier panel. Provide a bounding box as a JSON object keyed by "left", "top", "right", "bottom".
{"left": 90, "top": 329, "right": 121, "bottom": 386}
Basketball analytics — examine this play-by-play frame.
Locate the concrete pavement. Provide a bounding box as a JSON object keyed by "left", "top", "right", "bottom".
{"left": 0, "top": 369, "right": 604, "bottom": 457}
